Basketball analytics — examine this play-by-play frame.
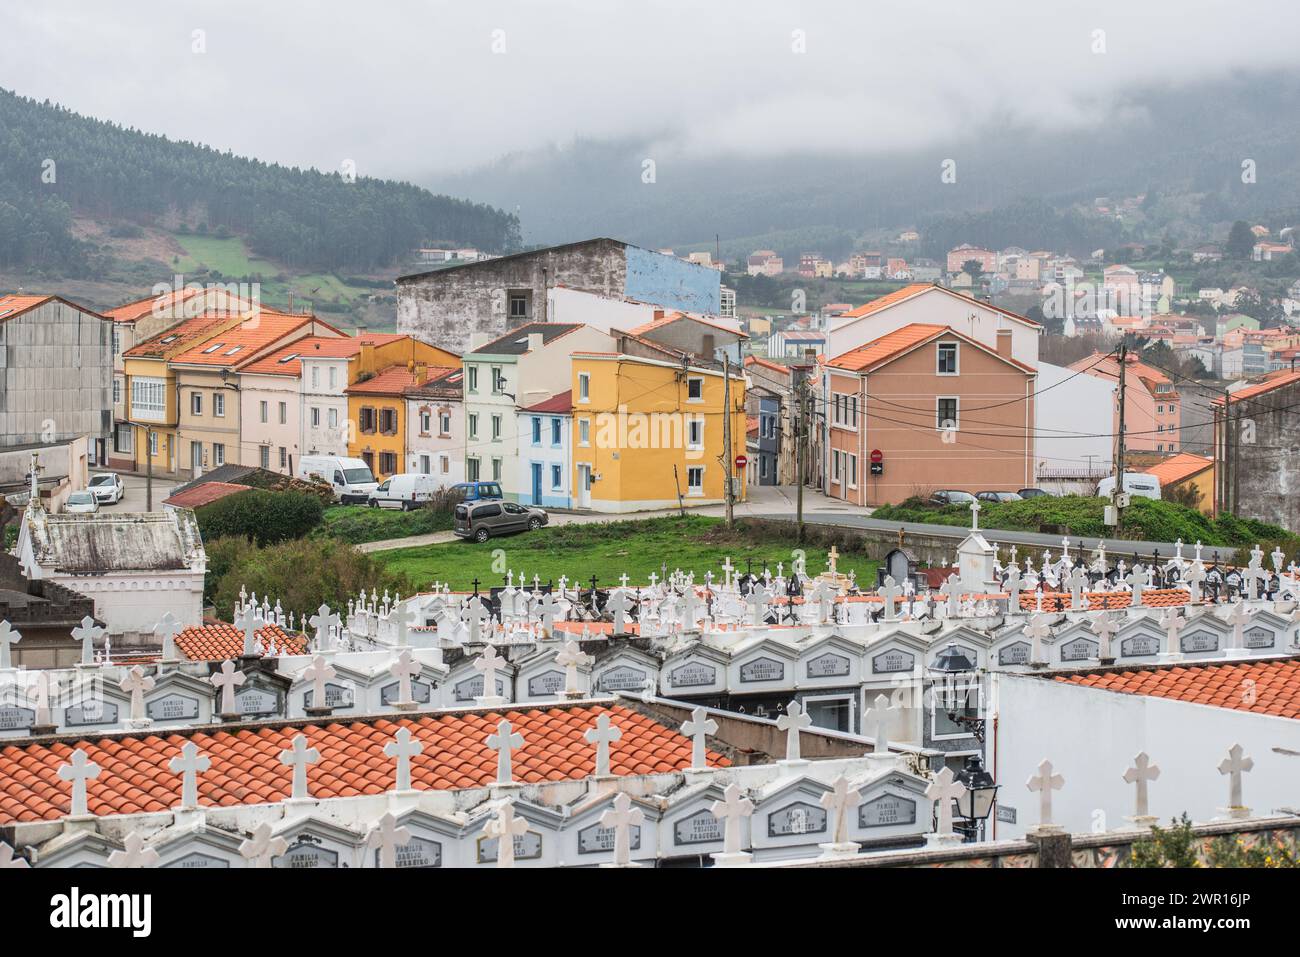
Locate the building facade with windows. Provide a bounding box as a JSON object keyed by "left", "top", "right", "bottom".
{"left": 1068, "top": 352, "right": 1181, "bottom": 456}
{"left": 516, "top": 391, "right": 572, "bottom": 508}
{"left": 822, "top": 323, "right": 1036, "bottom": 506}
{"left": 404, "top": 367, "right": 465, "bottom": 484}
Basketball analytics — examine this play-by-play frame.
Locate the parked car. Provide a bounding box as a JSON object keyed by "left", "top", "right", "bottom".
{"left": 1096, "top": 473, "right": 1161, "bottom": 501}
{"left": 299, "top": 455, "right": 378, "bottom": 504}
{"left": 367, "top": 473, "right": 442, "bottom": 510}
{"left": 1017, "top": 487, "right": 1054, "bottom": 499}
{"left": 450, "top": 481, "right": 505, "bottom": 502}
{"left": 929, "top": 490, "right": 976, "bottom": 506}
{"left": 976, "top": 490, "right": 1023, "bottom": 503}
{"left": 64, "top": 490, "right": 100, "bottom": 514}
{"left": 454, "top": 500, "right": 548, "bottom": 543}
{"left": 87, "top": 472, "right": 124, "bottom": 504}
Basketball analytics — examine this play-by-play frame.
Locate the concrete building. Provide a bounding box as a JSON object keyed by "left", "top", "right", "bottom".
{"left": 396, "top": 238, "right": 722, "bottom": 353}
{"left": 0, "top": 551, "right": 96, "bottom": 668}
{"left": 1069, "top": 352, "right": 1181, "bottom": 457}
{"left": 405, "top": 366, "right": 466, "bottom": 483}
{"left": 1033, "top": 362, "right": 1114, "bottom": 482}
{"left": 517, "top": 390, "right": 573, "bottom": 508}
{"left": 1214, "top": 370, "right": 1300, "bottom": 526}
{"left": 0, "top": 295, "right": 113, "bottom": 466}
{"left": 744, "top": 356, "right": 797, "bottom": 485}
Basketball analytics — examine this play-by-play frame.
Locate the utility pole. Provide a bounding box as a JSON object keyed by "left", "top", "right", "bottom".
{"left": 795, "top": 370, "right": 806, "bottom": 542}
{"left": 1112, "top": 341, "right": 1127, "bottom": 533}
{"left": 722, "top": 352, "right": 734, "bottom": 529}
{"left": 145, "top": 426, "right": 154, "bottom": 512}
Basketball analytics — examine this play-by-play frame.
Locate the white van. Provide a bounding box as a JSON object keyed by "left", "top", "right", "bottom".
{"left": 367, "top": 473, "right": 441, "bottom": 510}
{"left": 299, "top": 455, "right": 378, "bottom": 504}
{"left": 1096, "top": 473, "right": 1161, "bottom": 501}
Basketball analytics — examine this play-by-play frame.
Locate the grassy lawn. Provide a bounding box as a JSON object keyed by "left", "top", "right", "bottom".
{"left": 315, "top": 504, "right": 454, "bottom": 545}
{"left": 372, "top": 515, "right": 879, "bottom": 591}
{"left": 173, "top": 233, "right": 281, "bottom": 277}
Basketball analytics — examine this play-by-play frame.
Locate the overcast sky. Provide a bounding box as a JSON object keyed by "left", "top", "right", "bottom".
{"left": 4, "top": 0, "right": 1297, "bottom": 184}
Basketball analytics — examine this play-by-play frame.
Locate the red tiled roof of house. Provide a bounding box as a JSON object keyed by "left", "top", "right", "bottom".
{"left": 1054, "top": 658, "right": 1300, "bottom": 719}
{"left": 173, "top": 622, "right": 307, "bottom": 662}
{"left": 1144, "top": 453, "right": 1213, "bottom": 488}
{"left": 522, "top": 390, "right": 573, "bottom": 414}
{"left": 1019, "top": 589, "right": 1191, "bottom": 611}
{"left": 161, "top": 482, "right": 251, "bottom": 510}
{"left": 346, "top": 363, "right": 458, "bottom": 396}
{"left": 102, "top": 287, "right": 258, "bottom": 324}
{"left": 825, "top": 323, "right": 947, "bottom": 372}
{"left": 124, "top": 312, "right": 244, "bottom": 359}
{"left": 0, "top": 294, "right": 108, "bottom": 323}
{"left": 744, "top": 355, "right": 792, "bottom": 376}
{"left": 837, "top": 283, "right": 1041, "bottom": 328}
{"left": 238, "top": 334, "right": 406, "bottom": 376}
{"left": 0, "top": 704, "right": 723, "bottom": 824}
{"left": 1215, "top": 370, "right": 1300, "bottom": 406}
{"left": 169, "top": 312, "right": 336, "bottom": 367}
{"left": 628, "top": 311, "right": 745, "bottom": 339}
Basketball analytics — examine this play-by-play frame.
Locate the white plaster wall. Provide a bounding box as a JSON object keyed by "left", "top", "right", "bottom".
{"left": 1033, "top": 362, "right": 1114, "bottom": 477}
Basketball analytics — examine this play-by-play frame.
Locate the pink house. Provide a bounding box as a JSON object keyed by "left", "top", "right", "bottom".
{"left": 1068, "top": 352, "right": 1180, "bottom": 455}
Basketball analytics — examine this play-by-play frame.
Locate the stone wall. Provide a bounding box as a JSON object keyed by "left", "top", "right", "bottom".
{"left": 1227, "top": 379, "right": 1300, "bottom": 530}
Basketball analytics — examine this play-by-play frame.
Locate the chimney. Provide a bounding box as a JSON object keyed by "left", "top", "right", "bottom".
{"left": 702, "top": 333, "right": 715, "bottom": 357}
{"left": 996, "top": 329, "right": 1013, "bottom": 359}
{"left": 653, "top": 309, "right": 665, "bottom": 321}
{"left": 468, "top": 332, "right": 493, "bottom": 349}
{"left": 528, "top": 332, "right": 545, "bottom": 354}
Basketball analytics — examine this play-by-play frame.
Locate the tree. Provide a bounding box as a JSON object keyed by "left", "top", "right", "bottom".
{"left": 194, "top": 489, "right": 324, "bottom": 546}
{"left": 1225, "top": 220, "right": 1255, "bottom": 260}
{"left": 961, "top": 259, "right": 985, "bottom": 280}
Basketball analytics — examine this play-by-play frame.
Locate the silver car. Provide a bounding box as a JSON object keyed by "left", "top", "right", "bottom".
{"left": 454, "top": 500, "right": 548, "bottom": 543}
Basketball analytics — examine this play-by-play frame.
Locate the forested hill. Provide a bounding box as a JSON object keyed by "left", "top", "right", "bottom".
{"left": 0, "top": 88, "right": 520, "bottom": 274}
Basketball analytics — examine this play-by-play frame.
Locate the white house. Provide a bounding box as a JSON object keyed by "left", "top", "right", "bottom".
{"left": 405, "top": 366, "right": 465, "bottom": 484}
{"left": 16, "top": 501, "right": 207, "bottom": 638}
{"left": 516, "top": 390, "right": 572, "bottom": 508}
{"left": 1033, "top": 361, "right": 1114, "bottom": 482}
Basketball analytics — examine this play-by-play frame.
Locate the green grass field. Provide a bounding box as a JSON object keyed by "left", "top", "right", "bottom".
{"left": 173, "top": 233, "right": 281, "bottom": 277}
{"left": 372, "top": 515, "right": 879, "bottom": 591}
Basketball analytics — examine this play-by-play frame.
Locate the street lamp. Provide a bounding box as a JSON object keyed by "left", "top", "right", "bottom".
{"left": 927, "top": 643, "right": 987, "bottom": 742}
{"left": 953, "top": 754, "right": 1000, "bottom": 842}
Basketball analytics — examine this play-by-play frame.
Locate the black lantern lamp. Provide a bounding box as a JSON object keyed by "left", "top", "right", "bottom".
{"left": 953, "top": 754, "right": 999, "bottom": 841}
{"left": 927, "top": 643, "right": 986, "bottom": 743}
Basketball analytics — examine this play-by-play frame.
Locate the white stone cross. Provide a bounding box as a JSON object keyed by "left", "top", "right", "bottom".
{"left": 925, "top": 766, "right": 966, "bottom": 837}
{"left": 819, "top": 775, "right": 862, "bottom": 845}
{"left": 1123, "top": 752, "right": 1160, "bottom": 819}
{"left": 388, "top": 649, "right": 421, "bottom": 706}
{"left": 584, "top": 712, "right": 622, "bottom": 776}
{"left": 0, "top": 621, "right": 20, "bottom": 670}
{"left": 234, "top": 604, "right": 264, "bottom": 657}
{"left": 1091, "top": 612, "right": 1119, "bottom": 659}
{"left": 1026, "top": 759, "right": 1065, "bottom": 828}
{"left": 681, "top": 706, "right": 717, "bottom": 770}
{"left": 384, "top": 726, "right": 424, "bottom": 791}
{"left": 118, "top": 665, "right": 155, "bottom": 722}
{"left": 1003, "top": 563, "right": 1023, "bottom": 608}
{"left": 826, "top": 545, "right": 840, "bottom": 575}
{"left": 1184, "top": 560, "right": 1206, "bottom": 603}
{"left": 746, "top": 584, "right": 770, "bottom": 627}
{"left": 473, "top": 645, "right": 504, "bottom": 701}
{"left": 1022, "top": 613, "right": 1053, "bottom": 665}
{"left": 71, "top": 616, "right": 104, "bottom": 665}
{"left": 367, "top": 812, "right": 412, "bottom": 869}
{"left": 555, "top": 639, "right": 592, "bottom": 696}
{"left": 969, "top": 498, "right": 981, "bottom": 531}
{"left": 27, "top": 671, "right": 56, "bottom": 727}
{"left": 1125, "top": 564, "right": 1149, "bottom": 606}
{"left": 108, "top": 831, "right": 160, "bottom": 869}
{"left": 709, "top": 783, "right": 754, "bottom": 855}
{"left": 486, "top": 718, "right": 524, "bottom": 785}
{"left": 301, "top": 655, "right": 337, "bottom": 709}
{"left": 168, "top": 740, "right": 211, "bottom": 809}
{"left": 1067, "top": 564, "right": 1090, "bottom": 611}
{"left": 1159, "top": 607, "right": 1185, "bottom": 656}
{"left": 210, "top": 659, "right": 246, "bottom": 714}
{"left": 239, "top": 822, "right": 287, "bottom": 868}
{"left": 58, "top": 747, "right": 101, "bottom": 816}
{"left": 464, "top": 595, "right": 490, "bottom": 644}
{"left": 484, "top": 797, "right": 529, "bottom": 868}
{"left": 720, "top": 556, "right": 735, "bottom": 590}
{"left": 607, "top": 589, "right": 633, "bottom": 635}
{"left": 390, "top": 600, "right": 418, "bottom": 647}
{"left": 776, "top": 700, "right": 813, "bottom": 762}
{"left": 1272, "top": 545, "right": 1286, "bottom": 574}
{"left": 1217, "top": 743, "right": 1254, "bottom": 811}
{"left": 154, "top": 612, "right": 182, "bottom": 661}
{"left": 278, "top": 733, "right": 321, "bottom": 800}
{"left": 940, "top": 574, "right": 961, "bottom": 618}
{"left": 598, "top": 792, "right": 644, "bottom": 867}
{"left": 864, "top": 693, "right": 893, "bottom": 754}
{"left": 309, "top": 603, "right": 340, "bottom": 651}
{"left": 1227, "top": 600, "right": 1251, "bottom": 650}
{"left": 879, "top": 575, "right": 903, "bottom": 619}
{"left": 535, "top": 591, "right": 560, "bottom": 637}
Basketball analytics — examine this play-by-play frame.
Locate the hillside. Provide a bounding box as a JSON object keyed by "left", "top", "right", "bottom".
{"left": 0, "top": 87, "right": 520, "bottom": 323}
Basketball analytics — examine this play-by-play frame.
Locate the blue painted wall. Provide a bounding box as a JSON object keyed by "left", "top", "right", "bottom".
{"left": 623, "top": 245, "right": 722, "bottom": 315}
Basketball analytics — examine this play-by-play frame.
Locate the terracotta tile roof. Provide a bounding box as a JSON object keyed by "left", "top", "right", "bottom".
{"left": 552, "top": 621, "right": 641, "bottom": 636}
{"left": 1054, "top": 658, "right": 1300, "bottom": 720}
{"left": 1018, "top": 589, "right": 1191, "bottom": 611}
{"left": 825, "top": 323, "right": 948, "bottom": 372}
{"left": 0, "top": 704, "right": 723, "bottom": 824}
{"left": 744, "top": 355, "right": 792, "bottom": 376}
{"left": 628, "top": 311, "right": 745, "bottom": 339}
{"left": 1144, "top": 453, "right": 1213, "bottom": 488}
{"left": 836, "top": 283, "right": 1041, "bottom": 328}
{"left": 103, "top": 287, "right": 257, "bottom": 324}
{"left": 404, "top": 366, "right": 464, "bottom": 399}
{"left": 173, "top": 622, "right": 307, "bottom": 662}
{"left": 123, "top": 312, "right": 242, "bottom": 359}
{"left": 346, "top": 364, "right": 458, "bottom": 396}
{"left": 238, "top": 334, "right": 406, "bottom": 376}
{"left": 0, "top": 295, "right": 107, "bottom": 323}
{"left": 161, "top": 482, "right": 251, "bottom": 510}
{"left": 1216, "top": 370, "right": 1300, "bottom": 406}
{"left": 522, "top": 390, "right": 573, "bottom": 414}
{"left": 169, "top": 313, "right": 333, "bottom": 368}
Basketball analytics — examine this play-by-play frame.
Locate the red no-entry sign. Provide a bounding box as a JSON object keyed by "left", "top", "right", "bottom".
{"left": 735, "top": 455, "right": 748, "bottom": 469}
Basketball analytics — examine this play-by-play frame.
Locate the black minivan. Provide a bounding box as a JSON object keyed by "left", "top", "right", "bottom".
{"left": 454, "top": 500, "right": 548, "bottom": 543}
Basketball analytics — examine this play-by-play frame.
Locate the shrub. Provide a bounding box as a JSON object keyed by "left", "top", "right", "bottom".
{"left": 1126, "top": 814, "right": 1202, "bottom": 868}
{"left": 194, "top": 489, "right": 324, "bottom": 546}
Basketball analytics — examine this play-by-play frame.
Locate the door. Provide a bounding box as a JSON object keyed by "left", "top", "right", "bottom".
{"left": 531, "top": 463, "right": 543, "bottom": 505}
{"left": 577, "top": 464, "right": 591, "bottom": 509}
{"left": 191, "top": 441, "right": 203, "bottom": 477}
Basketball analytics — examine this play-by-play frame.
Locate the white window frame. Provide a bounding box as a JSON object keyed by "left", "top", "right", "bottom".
{"left": 937, "top": 396, "right": 959, "bottom": 432}
{"left": 687, "top": 416, "right": 704, "bottom": 450}
{"left": 686, "top": 376, "right": 704, "bottom": 403}
{"left": 937, "top": 341, "right": 959, "bottom": 375}
{"left": 213, "top": 443, "right": 225, "bottom": 466}
{"left": 214, "top": 392, "right": 225, "bottom": 417}
{"left": 131, "top": 377, "right": 167, "bottom": 422}
{"left": 578, "top": 417, "right": 591, "bottom": 447}
{"left": 578, "top": 372, "right": 590, "bottom": 403}
{"left": 686, "top": 465, "right": 704, "bottom": 495}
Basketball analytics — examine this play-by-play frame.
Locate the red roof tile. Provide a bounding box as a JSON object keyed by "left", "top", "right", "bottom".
{"left": 346, "top": 364, "right": 458, "bottom": 396}
{"left": 173, "top": 623, "right": 307, "bottom": 662}
{"left": 1143, "top": 453, "right": 1213, "bottom": 488}
{"left": 1054, "top": 658, "right": 1300, "bottom": 720}
{"left": 521, "top": 390, "right": 572, "bottom": 414}
{"left": 162, "top": 482, "right": 250, "bottom": 510}
{"left": 1216, "top": 370, "right": 1300, "bottom": 406}
{"left": 238, "top": 334, "right": 406, "bottom": 376}
{"left": 0, "top": 704, "right": 725, "bottom": 824}
{"left": 1019, "top": 589, "right": 1190, "bottom": 611}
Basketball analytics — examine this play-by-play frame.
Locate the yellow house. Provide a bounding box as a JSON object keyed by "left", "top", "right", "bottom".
{"left": 570, "top": 349, "right": 747, "bottom": 512}
{"left": 121, "top": 312, "right": 247, "bottom": 477}
{"left": 345, "top": 341, "right": 460, "bottom": 480}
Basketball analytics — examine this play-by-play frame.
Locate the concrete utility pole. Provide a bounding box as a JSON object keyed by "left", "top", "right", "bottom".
{"left": 1112, "top": 341, "right": 1127, "bottom": 533}
{"left": 795, "top": 370, "right": 806, "bottom": 542}
{"left": 722, "top": 353, "right": 735, "bottom": 529}
{"left": 146, "top": 427, "right": 154, "bottom": 512}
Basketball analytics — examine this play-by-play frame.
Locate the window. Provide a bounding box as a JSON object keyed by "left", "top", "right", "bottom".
{"left": 279, "top": 402, "right": 287, "bottom": 425}
{"left": 760, "top": 457, "right": 769, "bottom": 479}
{"left": 688, "top": 417, "right": 704, "bottom": 449}
{"left": 532, "top": 417, "right": 542, "bottom": 445}
{"left": 579, "top": 418, "right": 590, "bottom": 446}
{"left": 578, "top": 372, "right": 590, "bottom": 402}
{"left": 380, "top": 408, "right": 398, "bottom": 435}
{"left": 847, "top": 453, "right": 858, "bottom": 488}
{"left": 328, "top": 408, "right": 338, "bottom": 428}
{"left": 148, "top": 431, "right": 159, "bottom": 456}
{"left": 439, "top": 411, "right": 451, "bottom": 435}
{"left": 508, "top": 293, "right": 529, "bottom": 320}
{"left": 359, "top": 407, "right": 377, "bottom": 434}
{"left": 419, "top": 410, "right": 431, "bottom": 434}
{"left": 937, "top": 342, "right": 958, "bottom": 375}
{"left": 491, "top": 457, "right": 502, "bottom": 481}
{"left": 214, "top": 393, "right": 225, "bottom": 417}
{"left": 113, "top": 423, "right": 134, "bottom": 454}
{"left": 260, "top": 445, "right": 270, "bottom": 468}
{"left": 279, "top": 447, "right": 287, "bottom": 469}
{"left": 440, "top": 455, "right": 450, "bottom": 474}
{"left": 112, "top": 378, "right": 121, "bottom": 405}
{"left": 311, "top": 367, "right": 320, "bottom": 389}
{"left": 468, "top": 413, "right": 479, "bottom": 439}
{"left": 311, "top": 407, "right": 320, "bottom": 427}
{"left": 491, "top": 414, "right": 501, "bottom": 441}
{"left": 831, "top": 392, "right": 858, "bottom": 428}
{"left": 259, "top": 401, "right": 269, "bottom": 424}
{"left": 491, "top": 367, "right": 505, "bottom": 394}
{"left": 467, "top": 457, "right": 480, "bottom": 481}
{"left": 213, "top": 443, "right": 225, "bottom": 466}
{"left": 687, "top": 377, "right": 704, "bottom": 401}
{"left": 328, "top": 366, "right": 337, "bottom": 389}
{"left": 419, "top": 454, "right": 431, "bottom": 474}
{"left": 551, "top": 417, "right": 561, "bottom": 445}
{"left": 937, "top": 397, "right": 959, "bottom": 431}
{"left": 467, "top": 366, "right": 479, "bottom": 392}
{"left": 112, "top": 330, "right": 121, "bottom": 356}
{"left": 687, "top": 466, "right": 704, "bottom": 495}
{"left": 551, "top": 464, "right": 562, "bottom": 489}
{"left": 380, "top": 451, "right": 397, "bottom": 475}
{"left": 831, "top": 450, "right": 842, "bottom": 485}
{"left": 131, "top": 378, "right": 166, "bottom": 420}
